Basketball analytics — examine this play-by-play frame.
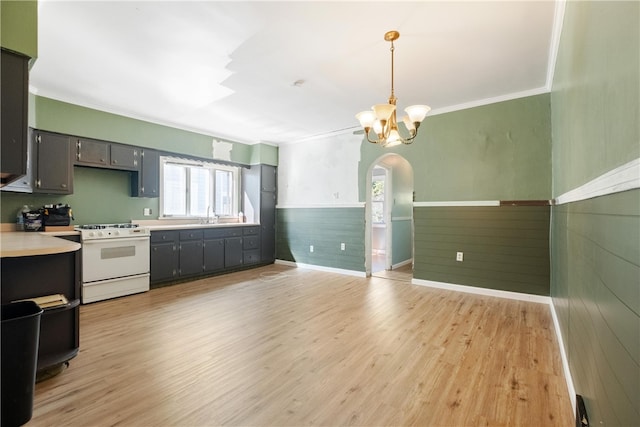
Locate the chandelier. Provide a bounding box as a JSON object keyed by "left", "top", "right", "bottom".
{"left": 356, "top": 30, "right": 430, "bottom": 147}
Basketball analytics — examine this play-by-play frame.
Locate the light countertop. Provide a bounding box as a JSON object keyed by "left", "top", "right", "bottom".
{"left": 139, "top": 222, "right": 259, "bottom": 231}
{"left": 0, "top": 232, "right": 81, "bottom": 258}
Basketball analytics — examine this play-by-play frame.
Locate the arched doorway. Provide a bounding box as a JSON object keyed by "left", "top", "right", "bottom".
{"left": 365, "top": 154, "right": 414, "bottom": 279}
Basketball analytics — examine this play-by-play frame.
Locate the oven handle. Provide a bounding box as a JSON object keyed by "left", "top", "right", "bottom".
{"left": 82, "top": 236, "right": 150, "bottom": 244}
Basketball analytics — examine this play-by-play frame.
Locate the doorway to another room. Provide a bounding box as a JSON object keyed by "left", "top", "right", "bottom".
{"left": 367, "top": 154, "right": 414, "bottom": 282}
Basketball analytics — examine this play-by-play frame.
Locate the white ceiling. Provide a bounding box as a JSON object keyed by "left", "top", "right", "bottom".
{"left": 30, "top": 1, "right": 560, "bottom": 145}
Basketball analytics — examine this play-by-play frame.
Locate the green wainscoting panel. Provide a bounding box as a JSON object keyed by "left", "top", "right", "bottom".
{"left": 414, "top": 205, "right": 550, "bottom": 295}
{"left": 391, "top": 218, "right": 412, "bottom": 266}
{"left": 1, "top": 167, "right": 157, "bottom": 224}
{"left": 551, "top": 190, "right": 639, "bottom": 426}
{"left": 276, "top": 207, "right": 365, "bottom": 272}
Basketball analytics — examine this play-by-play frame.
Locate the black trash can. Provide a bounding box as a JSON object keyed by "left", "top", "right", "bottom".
{"left": 1, "top": 301, "right": 43, "bottom": 427}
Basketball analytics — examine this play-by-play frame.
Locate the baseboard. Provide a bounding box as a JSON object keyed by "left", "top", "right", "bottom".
{"left": 411, "top": 278, "right": 552, "bottom": 304}
{"left": 392, "top": 258, "right": 413, "bottom": 270}
{"left": 275, "top": 259, "right": 366, "bottom": 278}
{"left": 549, "top": 299, "right": 577, "bottom": 414}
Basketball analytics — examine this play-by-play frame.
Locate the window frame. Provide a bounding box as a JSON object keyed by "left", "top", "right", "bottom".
{"left": 159, "top": 156, "right": 240, "bottom": 219}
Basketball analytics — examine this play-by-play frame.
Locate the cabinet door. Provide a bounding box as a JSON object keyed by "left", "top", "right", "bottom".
{"left": 34, "top": 132, "right": 73, "bottom": 194}
{"left": 110, "top": 144, "right": 138, "bottom": 170}
{"left": 224, "top": 237, "right": 243, "bottom": 268}
{"left": 75, "top": 138, "right": 109, "bottom": 166}
{"left": 0, "top": 49, "right": 28, "bottom": 185}
{"left": 132, "top": 149, "right": 159, "bottom": 197}
{"left": 179, "top": 240, "right": 203, "bottom": 276}
{"left": 203, "top": 238, "right": 225, "bottom": 272}
{"left": 260, "top": 165, "right": 277, "bottom": 192}
{"left": 260, "top": 191, "right": 276, "bottom": 262}
{"left": 150, "top": 242, "right": 178, "bottom": 283}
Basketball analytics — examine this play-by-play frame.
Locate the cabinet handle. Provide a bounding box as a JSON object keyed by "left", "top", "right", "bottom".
{"left": 113, "top": 159, "right": 118, "bottom": 164}
{"left": 61, "top": 183, "right": 67, "bottom": 189}
{"left": 100, "top": 158, "right": 105, "bottom": 162}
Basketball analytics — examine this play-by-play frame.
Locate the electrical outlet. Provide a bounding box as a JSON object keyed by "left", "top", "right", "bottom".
{"left": 310, "top": 245, "right": 314, "bottom": 253}
{"left": 143, "top": 208, "right": 152, "bottom": 216}
{"left": 340, "top": 243, "right": 346, "bottom": 251}
{"left": 456, "top": 252, "right": 464, "bottom": 262}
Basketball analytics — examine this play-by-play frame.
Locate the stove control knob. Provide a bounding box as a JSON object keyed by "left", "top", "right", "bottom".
{"left": 113, "top": 230, "right": 120, "bottom": 236}
{"left": 97, "top": 231, "right": 104, "bottom": 237}
{"left": 88, "top": 231, "right": 95, "bottom": 238}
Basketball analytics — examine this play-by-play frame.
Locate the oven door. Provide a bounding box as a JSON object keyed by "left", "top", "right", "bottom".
{"left": 82, "top": 236, "right": 150, "bottom": 283}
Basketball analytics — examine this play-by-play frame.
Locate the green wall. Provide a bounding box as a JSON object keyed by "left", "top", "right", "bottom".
{"left": 551, "top": 1, "right": 639, "bottom": 196}
{"left": 33, "top": 96, "right": 263, "bottom": 163}
{"left": 1, "top": 0, "right": 38, "bottom": 58}
{"left": 359, "top": 94, "right": 552, "bottom": 203}
{"left": 2, "top": 167, "right": 154, "bottom": 224}
{"left": 1, "top": 96, "right": 277, "bottom": 223}
{"left": 550, "top": 1, "right": 639, "bottom": 425}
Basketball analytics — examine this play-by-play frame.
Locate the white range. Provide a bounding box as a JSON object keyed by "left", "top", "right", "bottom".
{"left": 77, "top": 224, "right": 150, "bottom": 303}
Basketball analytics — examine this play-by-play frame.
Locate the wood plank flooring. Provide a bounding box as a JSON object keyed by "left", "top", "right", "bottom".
{"left": 31, "top": 264, "right": 573, "bottom": 426}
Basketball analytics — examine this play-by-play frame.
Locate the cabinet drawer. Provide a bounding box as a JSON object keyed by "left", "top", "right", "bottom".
{"left": 203, "top": 228, "right": 226, "bottom": 239}
{"left": 203, "top": 227, "right": 242, "bottom": 239}
{"left": 243, "top": 235, "right": 259, "bottom": 250}
{"left": 243, "top": 250, "right": 260, "bottom": 265}
{"left": 243, "top": 226, "right": 260, "bottom": 236}
{"left": 150, "top": 230, "right": 178, "bottom": 243}
{"left": 179, "top": 230, "right": 203, "bottom": 241}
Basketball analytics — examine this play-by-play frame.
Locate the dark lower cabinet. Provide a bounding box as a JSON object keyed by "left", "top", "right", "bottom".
{"left": 260, "top": 190, "right": 276, "bottom": 263}
{"left": 179, "top": 240, "right": 203, "bottom": 277}
{"left": 1, "top": 247, "right": 80, "bottom": 374}
{"left": 224, "top": 236, "right": 243, "bottom": 268}
{"left": 150, "top": 225, "right": 264, "bottom": 286}
{"left": 203, "top": 238, "right": 225, "bottom": 272}
{"left": 150, "top": 242, "right": 178, "bottom": 282}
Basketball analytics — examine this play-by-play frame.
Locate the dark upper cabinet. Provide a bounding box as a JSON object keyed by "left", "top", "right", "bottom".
{"left": 132, "top": 149, "right": 159, "bottom": 197}
{"left": 34, "top": 131, "right": 73, "bottom": 194}
{"left": 1, "top": 49, "right": 29, "bottom": 187}
{"left": 75, "top": 138, "right": 109, "bottom": 167}
{"left": 260, "top": 164, "right": 277, "bottom": 192}
{"left": 110, "top": 144, "right": 139, "bottom": 170}
{"left": 242, "top": 164, "right": 277, "bottom": 263}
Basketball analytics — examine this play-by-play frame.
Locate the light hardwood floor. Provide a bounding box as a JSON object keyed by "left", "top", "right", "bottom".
{"left": 32, "top": 264, "right": 573, "bottom": 426}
